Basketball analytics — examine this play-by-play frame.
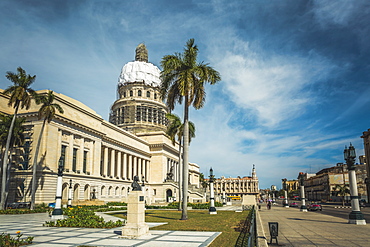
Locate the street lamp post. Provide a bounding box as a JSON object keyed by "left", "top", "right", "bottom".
{"left": 52, "top": 157, "right": 65, "bottom": 220}
{"left": 344, "top": 143, "right": 366, "bottom": 225}
{"left": 209, "top": 168, "right": 217, "bottom": 214}
{"left": 282, "top": 178, "right": 289, "bottom": 208}
{"left": 67, "top": 179, "right": 72, "bottom": 208}
{"left": 298, "top": 172, "right": 307, "bottom": 212}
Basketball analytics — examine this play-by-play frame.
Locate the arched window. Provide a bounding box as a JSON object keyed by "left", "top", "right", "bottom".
{"left": 123, "top": 91, "right": 126, "bottom": 97}
{"left": 138, "top": 90, "right": 142, "bottom": 97}
{"left": 146, "top": 91, "right": 150, "bottom": 97}
{"left": 154, "top": 93, "right": 157, "bottom": 99}
{"left": 130, "top": 90, "right": 133, "bottom": 97}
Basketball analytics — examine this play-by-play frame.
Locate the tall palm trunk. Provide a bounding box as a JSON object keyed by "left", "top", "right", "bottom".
{"left": 1, "top": 105, "right": 19, "bottom": 210}
{"left": 178, "top": 139, "right": 182, "bottom": 211}
{"left": 30, "top": 118, "right": 47, "bottom": 210}
{"left": 181, "top": 98, "right": 189, "bottom": 220}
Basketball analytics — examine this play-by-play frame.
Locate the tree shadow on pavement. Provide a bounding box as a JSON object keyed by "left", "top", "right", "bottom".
{"left": 287, "top": 217, "right": 348, "bottom": 224}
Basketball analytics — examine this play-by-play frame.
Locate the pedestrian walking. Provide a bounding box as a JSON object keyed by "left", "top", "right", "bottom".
{"left": 267, "top": 201, "right": 271, "bottom": 210}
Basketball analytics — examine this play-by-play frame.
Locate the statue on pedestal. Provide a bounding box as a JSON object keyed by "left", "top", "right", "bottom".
{"left": 132, "top": 175, "right": 142, "bottom": 191}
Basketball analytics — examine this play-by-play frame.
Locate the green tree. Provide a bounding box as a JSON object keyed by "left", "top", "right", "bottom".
{"left": 1, "top": 67, "right": 36, "bottom": 210}
{"left": 0, "top": 114, "right": 26, "bottom": 150}
{"left": 199, "top": 173, "right": 208, "bottom": 189}
{"left": 333, "top": 184, "right": 350, "bottom": 206}
{"left": 165, "top": 113, "right": 195, "bottom": 210}
{"left": 160, "top": 39, "right": 221, "bottom": 220}
{"left": 30, "top": 90, "right": 64, "bottom": 209}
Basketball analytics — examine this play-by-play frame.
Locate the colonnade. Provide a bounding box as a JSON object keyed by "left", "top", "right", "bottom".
{"left": 101, "top": 146, "right": 149, "bottom": 181}
{"left": 214, "top": 179, "right": 259, "bottom": 194}
{"left": 60, "top": 131, "right": 94, "bottom": 175}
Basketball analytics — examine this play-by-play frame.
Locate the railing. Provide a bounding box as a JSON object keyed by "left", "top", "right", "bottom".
{"left": 235, "top": 205, "right": 256, "bottom": 247}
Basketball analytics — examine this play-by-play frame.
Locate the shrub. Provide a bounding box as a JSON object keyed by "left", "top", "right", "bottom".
{"left": 0, "top": 231, "right": 34, "bottom": 247}
{"left": 0, "top": 208, "right": 48, "bottom": 214}
{"left": 44, "top": 207, "right": 124, "bottom": 228}
{"left": 106, "top": 202, "right": 127, "bottom": 206}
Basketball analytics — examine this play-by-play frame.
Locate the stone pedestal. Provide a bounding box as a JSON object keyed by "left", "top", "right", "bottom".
{"left": 121, "top": 190, "right": 150, "bottom": 239}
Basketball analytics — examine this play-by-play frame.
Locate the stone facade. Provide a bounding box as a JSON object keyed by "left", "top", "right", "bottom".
{"left": 211, "top": 165, "right": 259, "bottom": 200}
{"left": 303, "top": 163, "right": 367, "bottom": 202}
{"left": 1, "top": 44, "right": 205, "bottom": 205}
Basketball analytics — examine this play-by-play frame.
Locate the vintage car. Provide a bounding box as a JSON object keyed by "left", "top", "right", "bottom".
{"left": 308, "top": 203, "right": 322, "bottom": 211}
{"left": 289, "top": 202, "right": 299, "bottom": 207}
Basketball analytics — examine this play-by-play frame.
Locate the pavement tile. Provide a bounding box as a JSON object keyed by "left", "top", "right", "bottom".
{"left": 139, "top": 241, "right": 202, "bottom": 247}
{"left": 259, "top": 205, "right": 370, "bottom": 247}
{"left": 92, "top": 238, "right": 143, "bottom": 246}
{"left": 156, "top": 235, "right": 209, "bottom": 242}
{"left": 48, "top": 237, "right": 94, "bottom": 244}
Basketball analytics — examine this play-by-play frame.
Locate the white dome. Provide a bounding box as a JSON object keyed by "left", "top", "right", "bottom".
{"left": 119, "top": 61, "right": 161, "bottom": 87}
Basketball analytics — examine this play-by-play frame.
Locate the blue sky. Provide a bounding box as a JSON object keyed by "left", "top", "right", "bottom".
{"left": 1, "top": 0, "right": 370, "bottom": 189}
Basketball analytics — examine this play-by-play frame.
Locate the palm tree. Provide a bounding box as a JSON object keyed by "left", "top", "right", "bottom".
{"left": 30, "top": 90, "right": 64, "bottom": 209}
{"left": 1, "top": 67, "right": 36, "bottom": 210}
{"left": 333, "top": 184, "right": 350, "bottom": 206}
{"left": 165, "top": 113, "right": 195, "bottom": 210}
{"left": 160, "top": 39, "right": 221, "bottom": 220}
{"left": 0, "top": 114, "right": 26, "bottom": 164}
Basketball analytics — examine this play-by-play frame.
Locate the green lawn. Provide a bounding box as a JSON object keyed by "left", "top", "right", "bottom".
{"left": 110, "top": 209, "right": 250, "bottom": 247}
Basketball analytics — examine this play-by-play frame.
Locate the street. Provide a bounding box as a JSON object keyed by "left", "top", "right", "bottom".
{"left": 279, "top": 200, "right": 370, "bottom": 222}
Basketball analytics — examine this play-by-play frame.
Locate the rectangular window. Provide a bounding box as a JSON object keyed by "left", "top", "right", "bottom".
{"left": 72, "top": 148, "right": 77, "bottom": 172}
{"left": 21, "top": 141, "right": 31, "bottom": 170}
{"left": 83, "top": 151, "right": 87, "bottom": 174}
{"left": 60, "top": 145, "right": 67, "bottom": 169}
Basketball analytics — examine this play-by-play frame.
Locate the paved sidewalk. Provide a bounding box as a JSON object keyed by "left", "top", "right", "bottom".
{"left": 0, "top": 213, "right": 220, "bottom": 247}
{"left": 258, "top": 205, "right": 370, "bottom": 246}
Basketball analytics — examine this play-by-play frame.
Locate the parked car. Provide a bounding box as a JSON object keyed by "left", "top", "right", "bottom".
{"left": 7, "top": 202, "right": 31, "bottom": 209}
{"left": 289, "top": 202, "right": 299, "bottom": 207}
{"left": 308, "top": 203, "right": 322, "bottom": 211}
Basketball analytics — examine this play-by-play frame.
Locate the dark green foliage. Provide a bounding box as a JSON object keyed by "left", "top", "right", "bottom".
{"left": 0, "top": 208, "right": 47, "bottom": 214}
{"left": 145, "top": 202, "right": 223, "bottom": 209}
{"left": 0, "top": 232, "right": 34, "bottom": 246}
{"left": 106, "top": 202, "right": 127, "bottom": 206}
{"left": 44, "top": 207, "right": 124, "bottom": 228}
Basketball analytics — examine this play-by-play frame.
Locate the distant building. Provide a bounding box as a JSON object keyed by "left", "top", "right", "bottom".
{"left": 283, "top": 179, "right": 299, "bottom": 192}
{"left": 211, "top": 165, "right": 259, "bottom": 200}
{"left": 303, "top": 162, "right": 367, "bottom": 202}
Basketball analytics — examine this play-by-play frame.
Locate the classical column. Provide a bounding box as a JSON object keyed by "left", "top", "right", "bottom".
{"left": 128, "top": 154, "right": 132, "bottom": 180}
{"left": 123, "top": 153, "right": 127, "bottom": 180}
{"left": 133, "top": 156, "right": 138, "bottom": 177}
{"left": 103, "top": 147, "right": 108, "bottom": 177}
{"left": 144, "top": 160, "right": 149, "bottom": 182}
{"left": 117, "top": 151, "right": 122, "bottom": 179}
{"left": 137, "top": 158, "right": 142, "bottom": 178}
{"left": 110, "top": 149, "right": 116, "bottom": 178}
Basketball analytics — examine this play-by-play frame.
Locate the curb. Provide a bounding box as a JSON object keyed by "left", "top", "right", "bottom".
{"left": 256, "top": 209, "right": 268, "bottom": 247}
